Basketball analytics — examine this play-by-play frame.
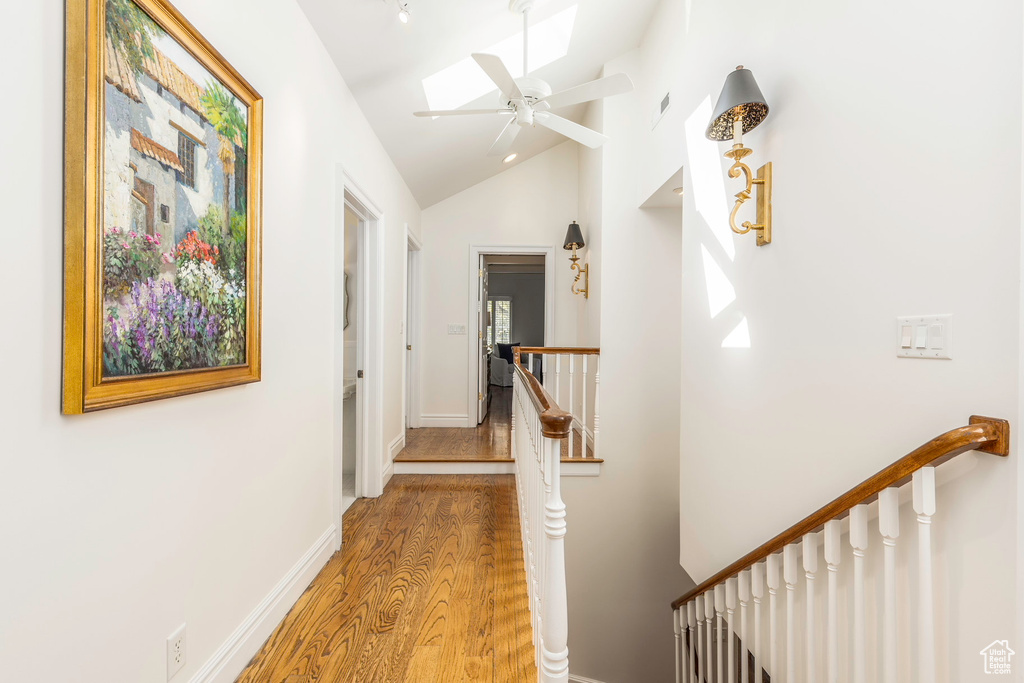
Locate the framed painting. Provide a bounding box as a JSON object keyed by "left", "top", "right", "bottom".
{"left": 63, "top": 0, "right": 263, "bottom": 413}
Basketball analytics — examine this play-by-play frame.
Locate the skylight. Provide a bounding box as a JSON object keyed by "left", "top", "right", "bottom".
{"left": 422, "top": 5, "right": 578, "bottom": 112}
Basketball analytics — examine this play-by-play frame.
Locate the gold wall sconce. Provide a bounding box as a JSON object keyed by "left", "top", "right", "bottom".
{"left": 706, "top": 66, "right": 773, "bottom": 246}
{"left": 563, "top": 221, "right": 589, "bottom": 298}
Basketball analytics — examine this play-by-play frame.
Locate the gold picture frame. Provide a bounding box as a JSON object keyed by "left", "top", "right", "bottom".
{"left": 64, "top": 0, "right": 263, "bottom": 413}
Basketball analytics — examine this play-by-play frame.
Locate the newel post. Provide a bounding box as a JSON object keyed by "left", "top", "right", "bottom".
{"left": 541, "top": 429, "right": 569, "bottom": 682}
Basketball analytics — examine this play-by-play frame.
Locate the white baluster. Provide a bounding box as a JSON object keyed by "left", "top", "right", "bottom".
{"left": 697, "top": 595, "right": 706, "bottom": 683}
{"left": 879, "top": 487, "right": 900, "bottom": 683}
{"left": 581, "top": 355, "right": 588, "bottom": 458}
{"left": 705, "top": 591, "right": 715, "bottom": 683}
{"left": 688, "top": 601, "right": 698, "bottom": 683}
{"left": 540, "top": 435, "right": 568, "bottom": 682}
{"left": 739, "top": 570, "right": 750, "bottom": 683}
{"left": 850, "top": 504, "right": 869, "bottom": 683}
{"left": 675, "top": 607, "right": 683, "bottom": 683}
{"left": 913, "top": 468, "right": 936, "bottom": 683}
{"left": 804, "top": 532, "right": 818, "bottom": 683}
{"left": 766, "top": 555, "right": 780, "bottom": 682}
{"left": 554, "top": 355, "right": 561, "bottom": 414}
{"left": 727, "top": 578, "right": 737, "bottom": 683}
{"left": 783, "top": 544, "right": 798, "bottom": 683}
{"left": 715, "top": 585, "right": 726, "bottom": 683}
{"left": 751, "top": 562, "right": 764, "bottom": 683}
{"left": 567, "top": 355, "right": 575, "bottom": 460}
{"left": 824, "top": 520, "right": 841, "bottom": 683}
{"left": 592, "top": 356, "right": 600, "bottom": 461}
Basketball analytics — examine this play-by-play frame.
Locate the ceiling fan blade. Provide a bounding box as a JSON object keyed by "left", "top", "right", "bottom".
{"left": 487, "top": 118, "right": 522, "bottom": 157}
{"left": 472, "top": 53, "right": 524, "bottom": 101}
{"left": 534, "top": 112, "right": 608, "bottom": 149}
{"left": 414, "top": 108, "right": 512, "bottom": 117}
{"left": 539, "top": 73, "right": 634, "bottom": 110}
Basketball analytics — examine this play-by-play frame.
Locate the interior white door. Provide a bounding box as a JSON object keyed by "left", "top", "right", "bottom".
{"left": 477, "top": 256, "right": 489, "bottom": 424}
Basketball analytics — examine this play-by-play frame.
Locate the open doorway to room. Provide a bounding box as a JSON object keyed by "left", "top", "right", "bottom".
{"left": 341, "top": 205, "right": 361, "bottom": 514}
{"left": 334, "top": 170, "right": 386, "bottom": 546}
{"left": 483, "top": 255, "right": 546, "bottom": 416}
{"left": 467, "top": 247, "right": 555, "bottom": 427}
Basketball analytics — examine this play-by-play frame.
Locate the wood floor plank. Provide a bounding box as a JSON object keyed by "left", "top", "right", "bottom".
{"left": 235, "top": 474, "right": 536, "bottom": 683}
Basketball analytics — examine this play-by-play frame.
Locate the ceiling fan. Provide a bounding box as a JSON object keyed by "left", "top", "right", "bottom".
{"left": 413, "top": 0, "right": 633, "bottom": 157}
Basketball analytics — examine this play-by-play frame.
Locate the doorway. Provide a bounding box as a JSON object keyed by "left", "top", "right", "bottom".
{"left": 466, "top": 246, "right": 556, "bottom": 428}
{"left": 341, "top": 205, "right": 361, "bottom": 515}
{"left": 405, "top": 229, "right": 422, "bottom": 429}
{"left": 334, "top": 169, "right": 385, "bottom": 548}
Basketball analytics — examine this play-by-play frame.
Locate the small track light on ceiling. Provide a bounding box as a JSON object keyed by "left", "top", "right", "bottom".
{"left": 398, "top": 3, "right": 410, "bottom": 23}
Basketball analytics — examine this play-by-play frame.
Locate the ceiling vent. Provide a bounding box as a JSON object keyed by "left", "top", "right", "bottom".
{"left": 652, "top": 91, "right": 671, "bottom": 129}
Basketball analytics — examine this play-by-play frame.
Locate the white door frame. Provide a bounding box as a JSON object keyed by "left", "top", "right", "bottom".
{"left": 405, "top": 228, "right": 423, "bottom": 429}
{"left": 466, "top": 244, "right": 556, "bottom": 428}
{"left": 334, "top": 167, "right": 386, "bottom": 549}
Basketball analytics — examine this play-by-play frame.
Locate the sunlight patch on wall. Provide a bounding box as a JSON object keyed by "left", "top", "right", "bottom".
{"left": 422, "top": 5, "right": 578, "bottom": 112}
{"left": 721, "top": 317, "right": 751, "bottom": 349}
{"left": 701, "top": 244, "right": 735, "bottom": 318}
{"left": 685, "top": 96, "right": 734, "bottom": 260}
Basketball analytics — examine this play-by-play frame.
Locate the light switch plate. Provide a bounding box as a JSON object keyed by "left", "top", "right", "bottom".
{"left": 447, "top": 324, "right": 467, "bottom": 335}
{"left": 897, "top": 315, "right": 952, "bottom": 359}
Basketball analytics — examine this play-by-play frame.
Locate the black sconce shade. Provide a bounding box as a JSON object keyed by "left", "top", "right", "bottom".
{"left": 706, "top": 66, "right": 769, "bottom": 141}
{"left": 563, "top": 221, "right": 585, "bottom": 250}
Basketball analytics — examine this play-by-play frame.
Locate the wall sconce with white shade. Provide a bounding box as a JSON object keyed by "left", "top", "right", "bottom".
{"left": 563, "top": 221, "right": 589, "bottom": 298}
{"left": 706, "top": 66, "right": 772, "bottom": 246}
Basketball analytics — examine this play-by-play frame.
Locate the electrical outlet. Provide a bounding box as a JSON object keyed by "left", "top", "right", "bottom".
{"left": 167, "top": 624, "right": 186, "bottom": 680}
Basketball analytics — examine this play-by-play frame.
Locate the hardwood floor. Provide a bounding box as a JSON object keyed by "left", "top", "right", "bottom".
{"left": 235, "top": 475, "right": 537, "bottom": 683}
{"left": 396, "top": 386, "right": 598, "bottom": 463}
{"left": 397, "top": 388, "right": 513, "bottom": 462}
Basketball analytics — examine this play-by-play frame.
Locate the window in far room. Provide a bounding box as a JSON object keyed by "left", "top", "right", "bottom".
{"left": 487, "top": 297, "right": 512, "bottom": 348}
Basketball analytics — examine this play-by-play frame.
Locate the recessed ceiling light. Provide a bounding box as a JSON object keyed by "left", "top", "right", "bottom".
{"left": 398, "top": 6, "right": 410, "bottom": 23}
{"left": 503, "top": 153, "right": 518, "bottom": 163}
{"left": 673, "top": 187, "right": 684, "bottom": 195}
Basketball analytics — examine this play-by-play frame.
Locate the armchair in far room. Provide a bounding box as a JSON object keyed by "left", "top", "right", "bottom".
{"left": 490, "top": 342, "right": 520, "bottom": 387}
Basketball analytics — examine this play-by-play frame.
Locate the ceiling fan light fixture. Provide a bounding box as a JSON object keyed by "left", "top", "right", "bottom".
{"left": 503, "top": 153, "right": 518, "bottom": 163}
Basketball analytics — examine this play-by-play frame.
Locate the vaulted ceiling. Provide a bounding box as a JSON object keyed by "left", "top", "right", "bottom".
{"left": 297, "top": 0, "right": 661, "bottom": 207}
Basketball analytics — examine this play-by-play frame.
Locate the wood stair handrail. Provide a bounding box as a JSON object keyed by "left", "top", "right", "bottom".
{"left": 512, "top": 348, "right": 572, "bottom": 439}
{"left": 671, "top": 415, "right": 1010, "bottom": 610}
{"left": 517, "top": 346, "right": 601, "bottom": 355}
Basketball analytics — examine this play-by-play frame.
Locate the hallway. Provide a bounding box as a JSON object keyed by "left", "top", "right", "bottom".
{"left": 398, "top": 388, "right": 513, "bottom": 462}
{"left": 397, "top": 385, "right": 595, "bottom": 463}
{"left": 235, "top": 475, "right": 537, "bottom": 683}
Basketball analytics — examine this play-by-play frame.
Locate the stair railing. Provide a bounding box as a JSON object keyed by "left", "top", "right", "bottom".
{"left": 670, "top": 416, "right": 1010, "bottom": 683}
{"left": 518, "top": 347, "right": 601, "bottom": 461}
{"left": 511, "top": 348, "right": 573, "bottom": 682}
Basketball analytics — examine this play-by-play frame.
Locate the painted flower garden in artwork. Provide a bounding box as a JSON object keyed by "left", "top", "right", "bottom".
{"left": 101, "top": 0, "right": 249, "bottom": 376}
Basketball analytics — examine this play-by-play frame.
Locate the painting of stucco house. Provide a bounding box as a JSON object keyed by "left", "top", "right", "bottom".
{"left": 104, "top": 35, "right": 246, "bottom": 244}
{"left": 100, "top": 0, "right": 249, "bottom": 378}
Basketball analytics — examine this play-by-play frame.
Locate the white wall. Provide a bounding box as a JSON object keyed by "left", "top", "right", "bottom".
{"left": 419, "top": 142, "right": 580, "bottom": 421}
{"left": 561, "top": 48, "right": 690, "bottom": 683}
{"left": 664, "top": 0, "right": 1021, "bottom": 675}
{"left": 0, "top": 1, "right": 420, "bottom": 680}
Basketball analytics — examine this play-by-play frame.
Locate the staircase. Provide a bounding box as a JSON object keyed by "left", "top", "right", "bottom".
{"left": 671, "top": 416, "right": 1010, "bottom": 683}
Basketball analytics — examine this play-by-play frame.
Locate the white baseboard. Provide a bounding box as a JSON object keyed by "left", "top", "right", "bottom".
{"left": 393, "top": 461, "right": 515, "bottom": 475}
{"left": 382, "top": 433, "right": 404, "bottom": 488}
{"left": 419, "top": 414, "right": 470, "bottom": 427}
{"left": 387, "top": 433, "right": 405, "bottom": 460}
{"left": 569, "top": 675, "right": 607, "bottom": 683}
{"left": 189, "top": 525, "right": 337, "bottom": 683}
